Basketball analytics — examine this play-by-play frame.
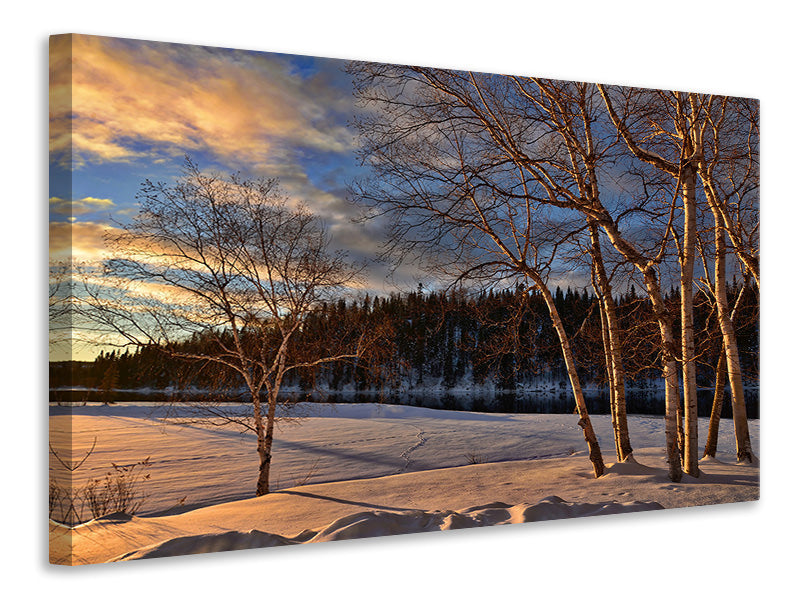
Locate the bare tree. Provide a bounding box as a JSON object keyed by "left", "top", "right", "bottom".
{"left": 698, "top": 97, "right": 758, "bottom": 462}
{"left": 350, "top": 64, "right": 606, "bottom": 477}
{"left": 587, "top": 222, "right": 633, "bottom": 462}
{"left": 517, "top": 78, "right": 635, "bottom": 462}
{"left": 599, "top": 89, "right": 758, "bottom": 467}
{"left": 596, "top": 85, "right": 710, "bottom": 477}
{"left": 699, "top": 282, "right": 748, "bottom": 459}
{"left": 81, "top": 158, "right": 368, "bottom": 496}
{"left": 350, "top": 65, "right": 699, "bottom": 480}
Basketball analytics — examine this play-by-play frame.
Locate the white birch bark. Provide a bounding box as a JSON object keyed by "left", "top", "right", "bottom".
{"left": 597, "top": 290, "right": 621, "bottom": 460}
{"left": 708, "top": 201, "right": 756, "bottom": 463}
{"left": 703, "top": 351, "right": 726, "bottom": 458}
{"left": 680, "top": 161, "right": 700, "bottom": 477}
{"left": 526, "top": 268, "right": 605, "bottom": 477}
{"left": 596, "top": 216, "right": 683, "bottom": 481}
{"left": 589, "top": 224, "right": 633, "bottom": 462}
{"left": 644, "top": 270, "right": 683, "bottom": 483}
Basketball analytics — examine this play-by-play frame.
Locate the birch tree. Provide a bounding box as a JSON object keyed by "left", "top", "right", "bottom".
{"left": 599, "top": 90, "right": 758, "bottom": 466}
{"left": 587, "top": 222, "right": 633, "bottom": 461}
{"left": 697, "top": 97, "right": 758, "bottom": 462}
{"left": 350, "top": 64, "right": 613, "bottom": 476}
{"left": 596, "top": 85, "right": 710, "bottom": 477}
{"left": 700, "top": 283, "right": 748, "bottom": 459}
{"left": 350, "top": 66, "right": 693, "bottom": 479}
{"left": 81, "top": 158, "right": 367, "bottom": 496}
{"left": 519, "top": 79, "right": 635, "bottom": 462}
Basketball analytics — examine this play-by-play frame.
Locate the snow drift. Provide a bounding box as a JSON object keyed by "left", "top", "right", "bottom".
{"left": 112, "top": 496, "right": 664, "bottom": 561}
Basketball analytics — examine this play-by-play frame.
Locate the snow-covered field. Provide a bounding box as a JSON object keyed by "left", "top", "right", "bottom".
{"left": 49, "top": 402, "right": 759, "bottom": 565}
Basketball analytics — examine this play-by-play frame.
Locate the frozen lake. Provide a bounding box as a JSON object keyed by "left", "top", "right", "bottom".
{"left": 50, "top": 386, "right": 760, "bottom": 418}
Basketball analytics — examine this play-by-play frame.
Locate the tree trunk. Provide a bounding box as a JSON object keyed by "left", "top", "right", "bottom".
{"left": 255, "top": 385, "right": 281, "bottom": 496}
{"left": 597, "top": 291, "right": 620, "bottom": 460}
{"left": 679, "top": 163, "right": 700, "bottom": 477}
{"left": 640, "top": 266, "right": 682, "bottom": 482}
{"left": 589, "top": 223, "right": 633, "bottom": 462}
{"left": 260, "top": 384, "right": 281, "bottom": 493}
{"left": 709, "top": 204, "right": 756, "bottom": 463}
{"left": 253, "top": 387, "right": 271, "bottom": 497}
{"left": 703, "top": 350, "right": 726, "bottom": 458}
{"left": 661, "top": 354, "right": 683, "bottom": 482}
{"left": 597, "top": 218, "right": 682, "bottom": 482}
{"left": 254, "top": 346, "right": 289, "bottom": 496}
{"left": 527, "top": 269, "right": 605, "bottom": 477}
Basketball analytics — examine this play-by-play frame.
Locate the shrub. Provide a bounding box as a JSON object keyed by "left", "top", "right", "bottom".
{"left": 82, "top": 458, "right": 152, "bottom": 519}
{"left": 464, "top": 452, "right": 484, "bottom": 464}
{"left": 49, "top": 439, "right": 153, "bottom": 524}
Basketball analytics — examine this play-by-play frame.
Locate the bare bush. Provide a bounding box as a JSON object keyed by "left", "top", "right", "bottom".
{"left": 82, "top": 458, "right": 152, "bottom": 519}
{"left": 464, "top": 452, "right": 485, "bottom": 465}
{"left": 49, "top": 440, "right": 153, "bottom": 524}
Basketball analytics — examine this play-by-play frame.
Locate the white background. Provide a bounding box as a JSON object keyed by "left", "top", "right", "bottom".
{"left": 3, "top": 1, "right": 796, "bottom": 597}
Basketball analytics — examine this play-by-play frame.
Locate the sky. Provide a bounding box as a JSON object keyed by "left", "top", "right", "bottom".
{"left": 47, "top": 33, "right": 757, "bottom": 363}
{"left": 49, "top": 34, "right": 413, "bottom": 360}
{"left": 48, "top": 34, "right": 402, "bottom": 285}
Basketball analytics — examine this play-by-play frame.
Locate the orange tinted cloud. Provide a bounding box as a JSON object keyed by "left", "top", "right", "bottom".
{"left": 49, "top": 221, "right": 115, "bottom": 262}
{"left": 50, "top": 35, "right": 354, "bottom": 169}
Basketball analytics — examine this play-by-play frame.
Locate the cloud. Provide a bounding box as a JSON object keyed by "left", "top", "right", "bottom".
{"left": 48, "top": 35, "right": 394, "bottom": 298}
{"left": 49, "top": 221, "right": 116, "bottom": 262}
{"left": 49, "top": 196, "right": 116, "bottom": 221}
{"left": 49, "top": 35, "right": 356, "bottom": 171}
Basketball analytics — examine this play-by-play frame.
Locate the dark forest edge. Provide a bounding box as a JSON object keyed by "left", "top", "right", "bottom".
{"left": 50, "top": 283, "right": 759, "bottom": 411}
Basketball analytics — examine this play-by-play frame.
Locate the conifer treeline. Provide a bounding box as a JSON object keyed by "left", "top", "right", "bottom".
{"left": 51, "top": 282, "right": 759, "bottom": 395}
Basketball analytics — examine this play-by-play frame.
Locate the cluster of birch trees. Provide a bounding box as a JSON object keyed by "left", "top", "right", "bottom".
{"left": 348, "top": 65, "right": 759, "bottom": 481}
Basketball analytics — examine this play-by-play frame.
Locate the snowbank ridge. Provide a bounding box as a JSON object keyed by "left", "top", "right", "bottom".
{"left": 112, "top": 496, "right": 663, "bottom": 561}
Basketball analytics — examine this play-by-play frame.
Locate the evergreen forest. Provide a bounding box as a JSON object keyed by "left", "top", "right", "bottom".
{"left": 51, "top": 282, "right": 759, "bottom": 398}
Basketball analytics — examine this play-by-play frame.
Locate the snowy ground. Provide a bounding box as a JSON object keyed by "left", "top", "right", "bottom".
{"left": 49, "top": 402, "right": 759, "bottom": 565}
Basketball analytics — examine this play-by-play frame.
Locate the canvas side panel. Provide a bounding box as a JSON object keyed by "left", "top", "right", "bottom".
{"left": 48, "top": 33, "right": 77, "bottom": 565}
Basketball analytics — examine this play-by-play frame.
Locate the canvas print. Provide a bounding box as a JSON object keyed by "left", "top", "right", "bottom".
{"left": 49, "top": 34, "right": 760, "bottom": 565}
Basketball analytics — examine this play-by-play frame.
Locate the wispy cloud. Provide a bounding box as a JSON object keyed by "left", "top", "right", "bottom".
{"left": 50, "top": 35, "right": 355, "bottom": 171}
{"left": 49, "top": 196, "right": 116, "bottom": 221}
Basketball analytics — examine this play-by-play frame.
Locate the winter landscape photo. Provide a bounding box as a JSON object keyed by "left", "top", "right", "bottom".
{"left": 49, "top": 33, "right": 760, "bottom": 566}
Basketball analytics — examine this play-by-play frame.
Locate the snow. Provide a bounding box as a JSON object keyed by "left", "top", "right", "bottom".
{"left": 110, "top": 496, "right": 664, "bottom": 561}
{"left": 49, "top": 402, "right": 760, "bottom": 565}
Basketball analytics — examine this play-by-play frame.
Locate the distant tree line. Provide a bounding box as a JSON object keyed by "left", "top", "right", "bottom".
{"left": 51, "top": 281, "right": 758, "bottom": 395}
